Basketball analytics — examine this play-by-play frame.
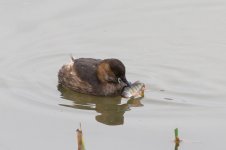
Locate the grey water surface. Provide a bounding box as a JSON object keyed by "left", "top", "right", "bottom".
{"left": 1, "top": 0, "right": 226, "bottom": 149}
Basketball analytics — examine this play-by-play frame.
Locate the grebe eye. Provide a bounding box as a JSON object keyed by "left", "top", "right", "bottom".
{"left": 118, "top": 78, "right": 122, "bottom": 83}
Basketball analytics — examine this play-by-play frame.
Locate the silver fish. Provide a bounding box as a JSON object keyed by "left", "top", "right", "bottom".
{"left": 121, "top": 81, "right": 145, "bottom": 98}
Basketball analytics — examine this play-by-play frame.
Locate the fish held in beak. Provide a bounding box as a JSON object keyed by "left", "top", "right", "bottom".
{"left": 121, "top": 81, "right": 145, "bottom": 99}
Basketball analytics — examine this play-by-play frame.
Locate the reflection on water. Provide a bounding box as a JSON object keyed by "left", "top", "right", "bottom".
{"left": 58, "top": 84, "right": 143, "bottom": 125}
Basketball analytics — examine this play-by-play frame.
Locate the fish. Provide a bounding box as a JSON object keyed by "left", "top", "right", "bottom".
{"left": 121, "top": 81, "right": 145, "bottom": 98}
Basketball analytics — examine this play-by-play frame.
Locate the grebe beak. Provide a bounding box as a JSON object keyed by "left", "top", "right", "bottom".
{"left": 121, "top": 77, "right": 131, "bottom": 87}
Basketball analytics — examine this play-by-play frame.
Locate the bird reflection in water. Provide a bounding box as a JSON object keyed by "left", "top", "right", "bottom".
{"left": 58, "top": 84, "right": 144, "bottom": 125}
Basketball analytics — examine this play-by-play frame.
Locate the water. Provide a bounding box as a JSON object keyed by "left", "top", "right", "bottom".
{"left": 1, "top": 0, "right": 226, "bottom": 149}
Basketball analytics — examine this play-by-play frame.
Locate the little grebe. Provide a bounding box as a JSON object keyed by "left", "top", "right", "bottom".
{"left": 58, "top": 57, "right": 130, "bottom": 96}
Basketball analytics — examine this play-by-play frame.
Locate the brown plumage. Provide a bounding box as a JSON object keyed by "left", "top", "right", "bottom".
{"left": 58, "top": 57, "right": 130, "bottom": 96}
